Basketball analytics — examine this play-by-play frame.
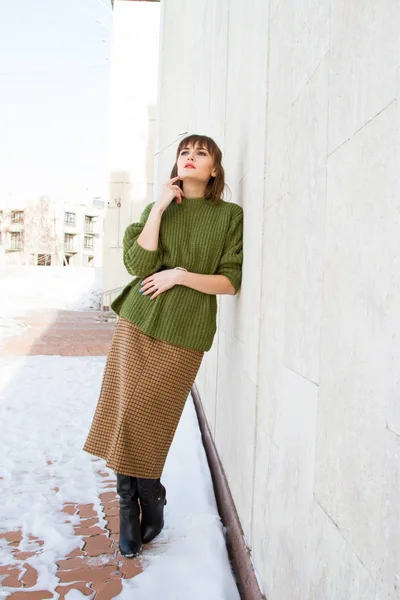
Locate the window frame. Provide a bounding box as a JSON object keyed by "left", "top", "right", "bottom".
{"left": 11, "top": 210, "right": 24, "bottom": 224}
{"left": 64, "top": 233, "right": 75, "bottom": 252}
{"left": 64, "top": 212, "right": 76, "bottom": 226}
{"left": 10, "top": 231, "right": 24, "bottom": 250}
{"left": 84, "top": 235, "right": 94, "bottom": 250}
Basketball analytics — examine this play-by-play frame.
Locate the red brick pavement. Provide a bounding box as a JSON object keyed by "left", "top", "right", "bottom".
{"left": 0, "top": 310, "right": 114, "bottom": 357}
{"left": 0, "top": 480, "right": 143, "bottom": 599}
{"left": 0, "top": 310, "right": 149, "bottom": 599}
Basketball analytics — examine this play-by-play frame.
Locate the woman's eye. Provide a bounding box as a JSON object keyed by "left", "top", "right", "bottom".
{"left": 198, "top": 151, "right": 206, "bottom": 156}
{"left": 180, "top": 150, "right": 188, "bottom": 155}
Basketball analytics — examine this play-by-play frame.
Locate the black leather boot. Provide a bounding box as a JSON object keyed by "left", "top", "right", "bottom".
{"left": 137, "top": 478, "right": 167, "bottom": 544}
{"left": 116, "top": 474, "right": 142, "bottom": 557}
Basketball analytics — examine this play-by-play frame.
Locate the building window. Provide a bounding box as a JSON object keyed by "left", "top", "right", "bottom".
{"left": 64, "top": 233, "right": 75, "bottom": 252}
{"left": 0, "top": 210, "right": 3, "bottom": 223}
{"left": 11, "top": 210, "right": 24, "bottom": 224}
{"left": 0, "top": 231, "right": 3, "bottom": 245}
{"left": 84, "top": 215, "right": 97, "bottom": 233}
{"left": 10, "top": 232, "right": 23, "bottom": 250}
{"left": 84, "top": 235, "right": 94, "bottom": 250}
{"left": 64, "top": 212, "right": 76, "bottom": 226}
{"left": 37, "top": 254, "right": 52, "bottom": 266}
{"left": 92, "top": 197, "right": 105, "bottom": 208}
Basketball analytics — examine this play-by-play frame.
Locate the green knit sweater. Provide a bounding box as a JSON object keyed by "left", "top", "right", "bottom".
{"left": 111, "top": 196, "right": 243, "bottom": 352}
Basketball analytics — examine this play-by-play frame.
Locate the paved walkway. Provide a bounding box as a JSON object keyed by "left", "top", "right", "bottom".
{"left": 0, "top": 310, "right": 147, "bottom": 599}
{"left": 0, "top": 310, "right": 114, "bottom": 357}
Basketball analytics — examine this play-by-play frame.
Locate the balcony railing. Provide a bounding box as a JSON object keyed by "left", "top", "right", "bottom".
{"left": 6, "top": 242, "right": 23, "bottom": 252}
{"left": 85, "top": 223, "right": 94, "bottom": 233}
{"left": 7, "top": 222, "right": 24, "bottom": 233}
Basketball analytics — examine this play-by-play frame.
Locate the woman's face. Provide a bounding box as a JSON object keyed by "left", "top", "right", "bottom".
{"left": 176, "top": 143, "right": 217, "bottom": 184}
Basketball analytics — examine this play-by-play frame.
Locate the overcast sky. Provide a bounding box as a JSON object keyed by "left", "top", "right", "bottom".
{"left": 0, "top": 0, "right": 113, "bottom": 205}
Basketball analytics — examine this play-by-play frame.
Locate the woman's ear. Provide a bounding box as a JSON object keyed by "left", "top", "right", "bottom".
{"left": 211, "top": 167, "right": 217, "bottom": 177}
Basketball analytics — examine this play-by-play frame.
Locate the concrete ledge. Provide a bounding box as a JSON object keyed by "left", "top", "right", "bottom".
{"left": 191, "top": 383, "right": 265, "bottom": 600}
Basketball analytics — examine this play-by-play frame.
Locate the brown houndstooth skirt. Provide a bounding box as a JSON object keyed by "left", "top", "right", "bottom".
{"left": 83, "top": 317, "right": 204, "bottom": 478}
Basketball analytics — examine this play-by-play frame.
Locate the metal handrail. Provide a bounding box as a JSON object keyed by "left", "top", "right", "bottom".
{"left": 101, "top": 285, "right": 126, "bottom": 319}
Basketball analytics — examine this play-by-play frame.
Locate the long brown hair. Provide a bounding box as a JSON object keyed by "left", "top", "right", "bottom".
{"left": 169, "top": 134, "right": 225, "bottom": 204}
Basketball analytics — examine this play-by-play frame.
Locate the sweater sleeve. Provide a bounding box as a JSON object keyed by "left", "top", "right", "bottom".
{"left": 123, "top": 203, "right": 163, "bottom": 278}
{"left": 216, "top": 205, "right": 244, "bottom": 294}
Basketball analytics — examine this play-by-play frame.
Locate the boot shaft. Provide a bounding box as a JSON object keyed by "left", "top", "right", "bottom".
{"left": 137, "top": 477, "right": 167, "bottom": 544}
{"left": 116, "top": 473, "right": 139, "bottom": 501}
{"left": 116, "top": 474, "right": 142, "bottom": 557}
{"left": 137, "top": 477, "right": 164, "bottom": 505}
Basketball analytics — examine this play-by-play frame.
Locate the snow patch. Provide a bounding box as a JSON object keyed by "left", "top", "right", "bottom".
{"left": 0, "top": 266, "right": 103, "bottom": 318}
{"left": 0, "top": 356, "right": 239, "bottom": 599}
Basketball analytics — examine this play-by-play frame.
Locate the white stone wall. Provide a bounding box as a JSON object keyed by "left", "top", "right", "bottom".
{"left": 103, "top": 0, "right": 160, "bottom": 292}
{"left": 156, "top": 1, "right": 400, "bottom": 598}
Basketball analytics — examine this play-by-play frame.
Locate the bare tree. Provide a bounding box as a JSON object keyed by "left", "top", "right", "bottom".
{"left": 24, "top": 197, "right": 62, "bottom": 265}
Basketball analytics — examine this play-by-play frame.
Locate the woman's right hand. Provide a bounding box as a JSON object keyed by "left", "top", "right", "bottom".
{"left": 154, "top": 177, "right": 184, "bottom": 212}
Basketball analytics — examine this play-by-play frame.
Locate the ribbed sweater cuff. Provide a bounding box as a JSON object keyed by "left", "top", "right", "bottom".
{"left": 125, "top": 239, "right": 161, "bottom": 277}
{"left": 221, "top": 270, "right": 241, "bottom": 294}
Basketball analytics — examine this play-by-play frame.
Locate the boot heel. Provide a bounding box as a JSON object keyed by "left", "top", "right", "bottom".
{"left": 138, "top": 478, "right": 167, "bottom": 544}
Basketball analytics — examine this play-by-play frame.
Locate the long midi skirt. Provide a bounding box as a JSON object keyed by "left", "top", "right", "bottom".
{"left": 83, "top": 317, "right": 204, "bottom": 478}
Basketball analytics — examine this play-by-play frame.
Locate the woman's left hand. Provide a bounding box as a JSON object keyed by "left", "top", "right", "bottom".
{"left": 140, "top": 269, "right": 183, "bottom": 300}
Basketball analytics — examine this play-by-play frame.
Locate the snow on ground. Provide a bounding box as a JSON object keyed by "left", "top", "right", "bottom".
{"left": 0, "top": 266, "right": 103, "bottom": 345}
{"left": 0, "top": 266, "right": 103, "bottom": 318}
{"left": 0, "top": 318, "right": 27, "bottom": 346}
{"left": 0, "top": 356, "right": 240, "bottom": 600}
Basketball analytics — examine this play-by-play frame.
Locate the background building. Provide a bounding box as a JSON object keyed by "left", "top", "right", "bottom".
{"left": 104, "top": 1, "right": 400, "bottom": 599}
{"left": 0, "top": 196, "right": 104, "bottom": 267}
{"left": 60, "top": 199, "right": 104, "bottom": 267}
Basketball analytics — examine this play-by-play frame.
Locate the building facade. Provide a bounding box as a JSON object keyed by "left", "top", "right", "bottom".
{"left": 0, "top": 197, "right": 104, "bottom": 267}
{"left": 60, "top": 200, "right": 104, "bottom": 267}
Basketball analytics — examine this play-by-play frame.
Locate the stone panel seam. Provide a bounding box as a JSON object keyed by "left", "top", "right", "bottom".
{"left": 284, "top": 364, "right": 319, "bottom": 387}
{"left": 291, "top": 48, "right": 330, "bottom": 109}
{"left": 264, "top": 191, "right": 289, "bottom": 214}
{"left": 328, "top": 97, "right": 397, "bottom": 159}
{"left": 154, "top": 131, "right": 188, "bottom": 157}
{"left": 215, "top": 0, "right": 231, "bottom": 443}
{"left": 270, "top": 0, "right": 283, "bottom": 22}
{"left": 249, "top": 0, "right": 272, "bottom": 551}
{"left": 265, "top": 431, "right": 279, "bottom": 451}
{"left": 386, "top": 421, "right": 400, "bottom": 438}
{"left": 222, "top": 0, "right": 230, "bottom": 147}
{"left": 314, "top": 0, "right": 333, "bottom": 511}
{"left": 207, "top": 0, "right": 215, "bottom": 124}
{"left": 315, "top": 497, "right": 375, "bottom": 582}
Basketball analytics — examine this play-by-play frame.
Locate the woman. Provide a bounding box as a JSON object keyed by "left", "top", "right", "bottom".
{"left": 84, "top": 134, "right": 243, "bottom": 558}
